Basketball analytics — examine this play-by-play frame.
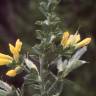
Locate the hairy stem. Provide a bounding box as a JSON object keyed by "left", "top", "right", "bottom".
{"left": 39, "top": 55, "right": 45, "bottom": 96}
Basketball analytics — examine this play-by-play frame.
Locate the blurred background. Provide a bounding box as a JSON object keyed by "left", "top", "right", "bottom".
{"left": 0, "top": 0, "right": 96, "bottom": 96}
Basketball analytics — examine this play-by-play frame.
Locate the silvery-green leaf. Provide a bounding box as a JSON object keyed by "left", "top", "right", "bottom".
{"left": 66, "top": 59, "right": 87, "bottom": 73}
{"left": 7, "top": 88, "right": 21, "bottom": 96}
{"left": 61, "top": 46, "right": 87, "bottom": 76}
{"left": 72, "top": 46, "right": 87, "bottom": 60}
{"left": 46, "top": 80, "right": 63, "bottom": 96}
{"left": 23, "top": 73, "right": 41, "bottom": 96}
{"left": 0, "top": 89, "right": 8, "bottom": 96}
{"left": 31, "top": 45, "right": 42, "bottom": 55}
{"left": 49, "top": 35, "right": 56, "bottom": 43}
{"left": 57, "top": 58, "right": 68, "bottom": 72}
{"left": 39, "top": 2, "right": 48, "bottom": 17}
{"left": 0, "top": 80, "right": 12, "bottom": 93}
{"left": 24, "top": 58, "right": 38, "bottom": 72}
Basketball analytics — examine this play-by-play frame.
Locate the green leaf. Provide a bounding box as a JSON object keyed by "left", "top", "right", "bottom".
{"left": 22, "top": 70, "right": 41, "bottom": 96}
{"left": 0, "top": 81, "right": 19, "bottom": 96}
{"left": 60, "top": 59, "right": 87, "bottom": 78}
{"left": 57, "top": 58, "right": 68, "bottom": 72}
{"left": 0, "top": 80, "right": 12, "bottom": 96}
{"left": 66, "top": 59, "right": 86, "bottom": 73}
{"left": 24, "top": 58, "right": 38, "bottom": 72}
{"left": 46, "top": 79, "right": 63, "bottom": 96}
{"left": 0, "top": 80, "right": 12, "bottom": 92}
{"left": 0, "top": 89, "right": 8, "bottom": 96}
{"left": 32, "top": 44, "right": 42, "bottom": 55}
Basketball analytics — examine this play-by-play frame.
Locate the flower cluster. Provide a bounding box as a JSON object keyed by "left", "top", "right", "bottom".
{"left": 0, "top": 39, "right": 22, "bottom": 77}
{"left": 61, "top": 31, "right": 91, "bottom": 49}
{"left": 0, "top": 31, "right": 91, "bottom": 78}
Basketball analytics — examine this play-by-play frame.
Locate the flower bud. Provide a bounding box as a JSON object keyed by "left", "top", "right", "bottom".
{"left": 6, "top": 70, "right": 17, "bottom": 77}
{"left": 75, "top": 38, "right": 91, "bottom": 48}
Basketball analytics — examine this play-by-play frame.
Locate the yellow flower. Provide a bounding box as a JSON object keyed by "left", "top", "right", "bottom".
{"left": 6, "top": 69, "right": 17, "bottom": 77}
{"left": 0, "top": 39, "right": 22, "bottom": 66}
{"left": 75, "top": 38, "right": 91, "bottom": 48}
{"left": 0, "top": 54, "right": 13, "bottom": 66}
{"left": 9, "top": 39, "right": 22, "bottom": 62}
{"left": 74, "top": 34, "right": 81, "bottom": 43}
{"left": 61, "top": 31, "right": 91, "bottom": 48}
{"left": 61, "top": 32, "right": 69, "bottom": 47}
{"left": 0, "top": 53, "right": 13, "bottom": 66}
{"left": 65, "top": 34, "right": 80, "bottom": 47}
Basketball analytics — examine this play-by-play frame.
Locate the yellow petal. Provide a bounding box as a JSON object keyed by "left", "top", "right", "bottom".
{"left": 64, "top": 35, "right": 74, "bottom": 47}
{"left": 62, "top": 32, "right": 70, "bottom": 39}
{"left": 74, "top": 34, "right": 81, "bottom": 43}
{"left": 0, "top": 58, "right": 12, "bottom": 66}
{"left": 64, "top": 34, "right": 80, "bottom": 47}
{"left": 6, "top": 70, "right": 17, "bottom": 77}
{"left": 15, "top": 39, "right": 22, "bottom": 52}
{"left": 75, "top": 37, "right": 91, "bottom": 48}
{"left": 9, "top": 43, "right": 15, "bottom": 55}
{"left": 61, "top": 32, "right": 70, "bottom": 47}
{"left": 0, "top": 53, "right": 13, "bottom": 61}
{"left": 9, "top": 43, "right": 19, "bottom": 62}
{"left": 13, "top": 52, "right": 19, "bottom": 63}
